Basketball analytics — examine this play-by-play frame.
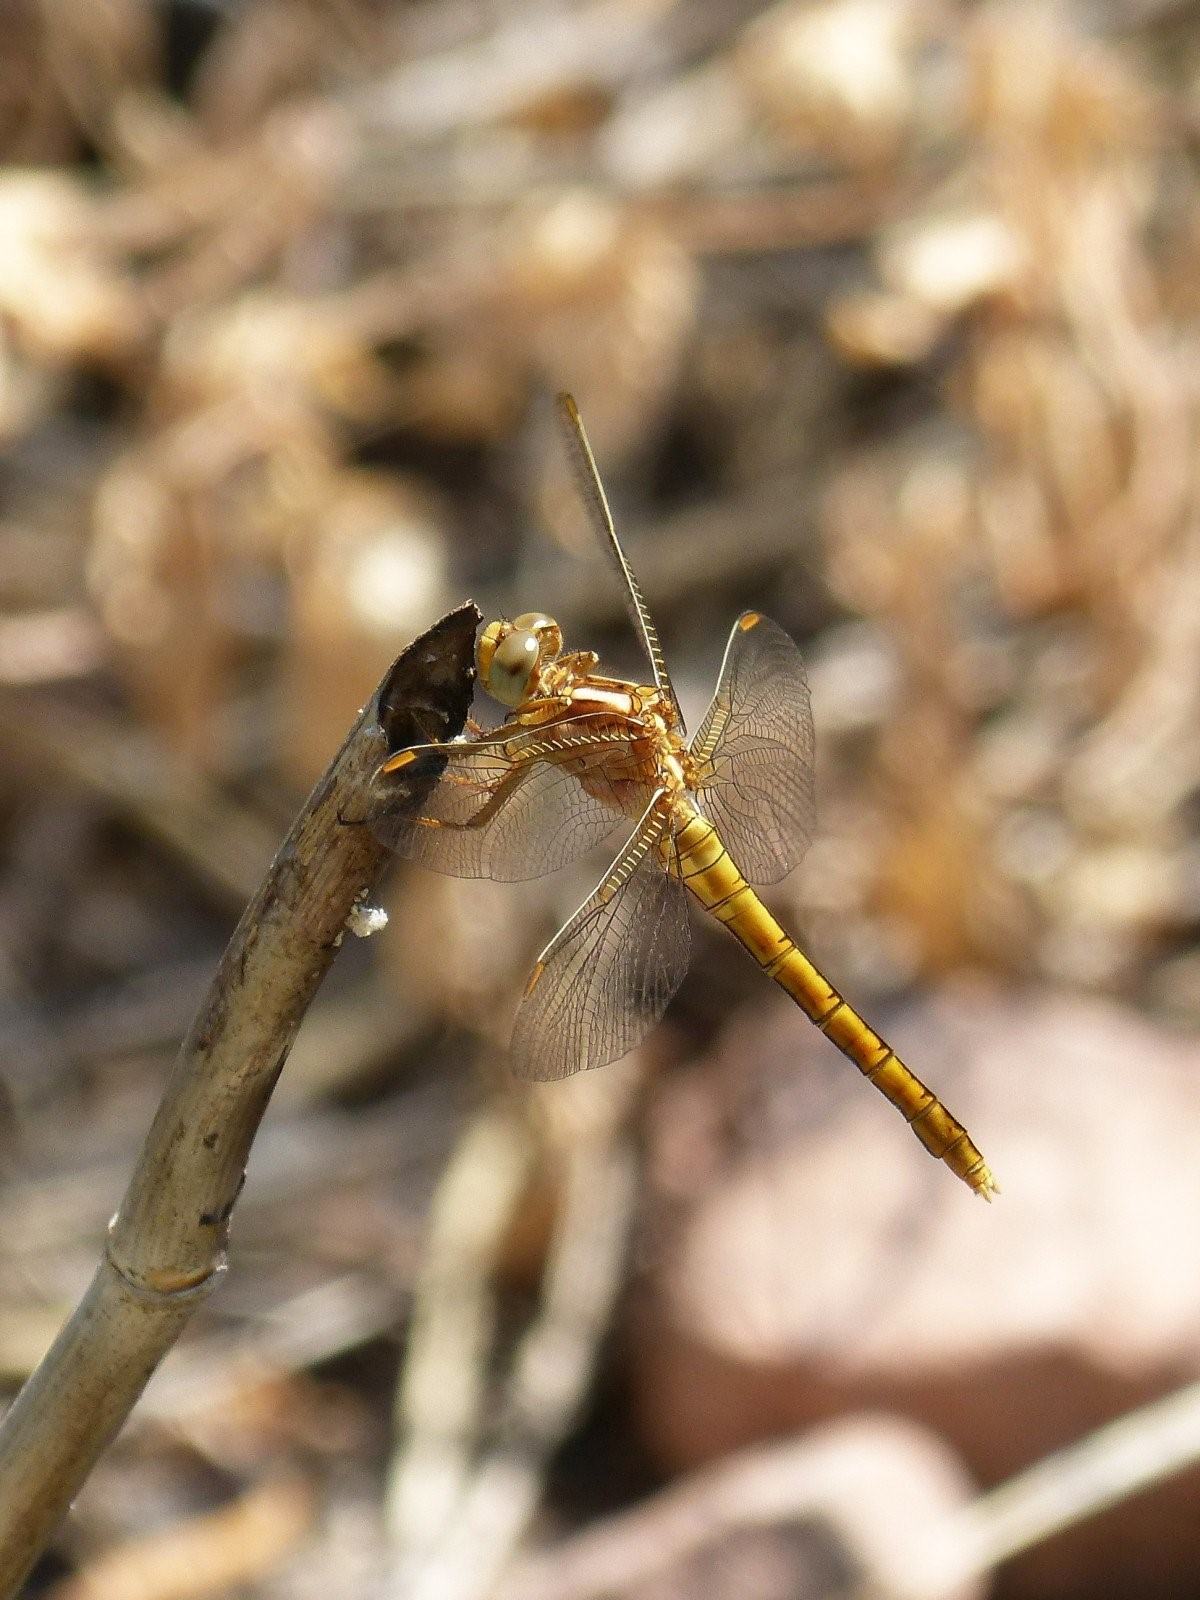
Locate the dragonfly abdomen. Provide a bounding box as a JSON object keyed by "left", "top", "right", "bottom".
{"left": 670, "top": 803, "right": 997, "bottom": 1200}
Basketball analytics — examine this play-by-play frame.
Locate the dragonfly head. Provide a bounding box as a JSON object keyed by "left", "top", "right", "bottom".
{"left": 476, "top": 611, "right": 564, "bottom": 707}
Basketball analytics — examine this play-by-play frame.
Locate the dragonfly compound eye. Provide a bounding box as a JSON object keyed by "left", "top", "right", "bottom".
{"left": 512, "top": 612, "right": 563, "bottom": 662}
{"left": 487, "top": 628, "right": 542, "bottom": 707}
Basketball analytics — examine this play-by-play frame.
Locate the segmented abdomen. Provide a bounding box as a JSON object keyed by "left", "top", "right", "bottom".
{"left": 668, "top": 802, "right": 996, "bottom": 1199}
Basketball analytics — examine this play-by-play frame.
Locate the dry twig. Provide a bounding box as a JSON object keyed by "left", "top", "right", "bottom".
{"left": 385, "top": 1105, "right": 539, "bottom": 1560}
{"left": 877, "top": 1379, "right": 1200, "bottom": 1600}
{"left": 397, "top": 1094, "right": 640, "bottom": 1600}
{"left": 384, "top": 1066, "right": 641, "bottom": 1600}
{"left": 0, "top": 601, "right": 480, "bottom": 1596}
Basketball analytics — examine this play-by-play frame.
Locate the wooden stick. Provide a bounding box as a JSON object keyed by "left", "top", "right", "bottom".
{"left": 0, "top": 602, "right": 480, "bottom": 1596}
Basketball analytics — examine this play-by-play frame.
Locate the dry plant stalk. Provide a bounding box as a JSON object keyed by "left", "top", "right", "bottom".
{"left": 499, "top": 1377, "right": 1200, "bottom": 1600}
{"left": 388, "top": 1071, "right": 640, "bottom": 1600}
{"left": 0, "top": 601, "right": 480, "bottom": 1597}
{"left": 407, "top": 1129, "right": 637, "bottom": 1600}
{"left": 884, "top": 1378, "right": 1200, "bottom": 1600}
{"left": 386, "top": 1106, "right": 540, "bottom": 1558}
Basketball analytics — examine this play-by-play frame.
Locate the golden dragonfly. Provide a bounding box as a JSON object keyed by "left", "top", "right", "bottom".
{"left": 370, "top": 395, "right": 996, "bottom": 1200}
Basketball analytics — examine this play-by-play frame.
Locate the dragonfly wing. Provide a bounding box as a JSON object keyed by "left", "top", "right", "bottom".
{"left": 510, "top": 800, "right": 690, "bottom": 1080}
{"left": 555, "top": 394, "right": 684, "bottom": 731}
{"left": 369, "top": 737, "right": 637, "bottom": 881}
{"left": 689, "top": 612, "right": 816, "bottom": 886}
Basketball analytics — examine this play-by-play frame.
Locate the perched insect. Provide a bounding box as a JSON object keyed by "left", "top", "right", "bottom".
{"left": 370, "top": 395, "right": 996, "bottom": 1198}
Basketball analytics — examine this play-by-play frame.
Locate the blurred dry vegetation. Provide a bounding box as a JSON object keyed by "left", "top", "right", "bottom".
{"left": 4, "top": 1, "right": 1200, "bottom": 1597}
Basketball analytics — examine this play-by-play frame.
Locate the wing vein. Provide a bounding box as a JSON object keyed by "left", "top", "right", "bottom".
{"left": 556, "top": 393, "right": 684, "bottom": 731}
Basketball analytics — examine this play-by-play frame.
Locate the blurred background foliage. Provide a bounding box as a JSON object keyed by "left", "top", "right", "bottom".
{"left": 3, "top": 1, "right": 1200, "bottom": 1597}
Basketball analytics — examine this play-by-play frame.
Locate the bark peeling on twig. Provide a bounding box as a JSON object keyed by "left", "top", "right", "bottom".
{"left": 0, "top": 601, "right": 480, "bottom": 1597}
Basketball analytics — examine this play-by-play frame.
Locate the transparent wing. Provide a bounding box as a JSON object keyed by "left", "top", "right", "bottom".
{"left": 510, "top": 801, "right": 691, "bottom": 1080}
{"left": 556, "top": 393, "right": 684, "bottom": 731}
{"left": 368, "top": 728, "right": 644, "bottom": 882}
{"left": 688, "top": 612, "right": 816, "bottom": 886}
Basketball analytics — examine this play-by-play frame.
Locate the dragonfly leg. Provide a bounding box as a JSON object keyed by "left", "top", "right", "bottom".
{"left": 409, "top": 761, "right": 532, "bottom": 833}
{"left": 376, "top": 704, "right": 612, "bottom": 778}
{"left": 394, "top": 731, "right": 640, "bottom": 836}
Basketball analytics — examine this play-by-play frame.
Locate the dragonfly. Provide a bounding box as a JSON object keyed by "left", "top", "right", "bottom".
{"left": 370, "top": 395, "right": 996, "bottom": 1199}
